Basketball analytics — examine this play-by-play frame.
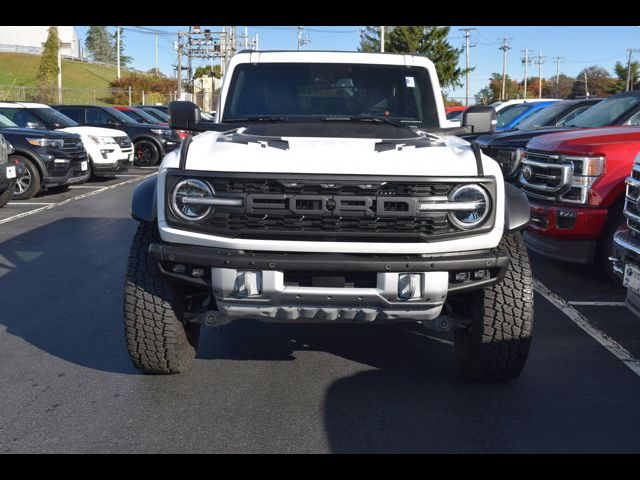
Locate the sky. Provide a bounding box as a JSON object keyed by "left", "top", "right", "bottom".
{"left": 75, "top": 26, "right": 640, "bottom": 101}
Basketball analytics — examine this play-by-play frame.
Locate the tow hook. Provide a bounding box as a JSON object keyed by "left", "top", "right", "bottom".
{"left": 609, "top": 256, "right": 624, "bottom": 277}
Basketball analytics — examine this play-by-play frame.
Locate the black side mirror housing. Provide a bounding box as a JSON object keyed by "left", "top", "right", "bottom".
{"left": 169, "top": 101, "right": 202, "bottom": 130}
{"left": 461, "top": 106, "right": 497, "bottom": 135}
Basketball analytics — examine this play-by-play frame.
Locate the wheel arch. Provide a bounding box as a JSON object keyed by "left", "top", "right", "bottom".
{"left": 131, "top": 175, "right": 157, "bottom": 224}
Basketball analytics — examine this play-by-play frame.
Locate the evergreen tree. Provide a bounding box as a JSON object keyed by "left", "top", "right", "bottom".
{"left": 613, "top": 60, "right": 640, "bottom": 92}
{"left": 85, "top": 26, "right": 114, "bottom": 63}
{"left": 359, "top": 26, "right": 469, "bottom": 89}
{"left": 37, "top": 26, "right": 60, "bottom": 103}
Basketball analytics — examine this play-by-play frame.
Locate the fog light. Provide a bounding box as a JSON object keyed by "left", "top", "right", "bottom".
{"left": 455, "top": 272, "right": 470, "bottom": 282}
{"left": 172, "top": 264, "right": 186, "bottom": 274}
{"left": 473, "top": 269, "right": 488, "bottom": 280}
{"left": 235, "top": 271, "right": 262, "bottom": 297}
{"left": 398, "top": 273, "right": 423, "bottom": 300}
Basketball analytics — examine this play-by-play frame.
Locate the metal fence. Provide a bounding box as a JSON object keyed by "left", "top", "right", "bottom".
{"left": 0, "top": 84, "right": 218, "bottom": 112}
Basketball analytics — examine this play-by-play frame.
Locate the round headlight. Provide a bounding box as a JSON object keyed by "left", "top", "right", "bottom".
{"left": 171, "top": 178, "right": 214, "bottom": 221}
{"left": 448, "top": 184, "right": 490, "bottom": 229}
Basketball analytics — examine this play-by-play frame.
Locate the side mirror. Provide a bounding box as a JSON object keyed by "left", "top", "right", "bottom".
{"left": 169, "top": 101, "right": 202, "bottom": 130}
{"left": 461, "top": 106, "right": 497, "bottom": 135}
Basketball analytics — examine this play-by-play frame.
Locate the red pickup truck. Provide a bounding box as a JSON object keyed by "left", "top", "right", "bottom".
{"left": 519, "top": 126, "right": 640, "bottom": 277}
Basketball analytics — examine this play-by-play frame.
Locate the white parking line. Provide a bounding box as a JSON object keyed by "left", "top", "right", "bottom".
{"left": 114, "top": 174, "right": 143, "bottom": 177}
{"left": 67, "top": 185, "right": 106, "bottom": 189}
{"left": 568, "top": 301, "right": 628, "bottom": 307}
{"left": 0, "top": 173, "right": 156, "bottom": 225}
{"left": 7, "top": 202, "right": 54, "bottom": 206}
{"left": 534, "top": 278, "right": 640, "bottom": 377}
{"left": 134, "top": 167, "right": 159, "bottom": 170}
{"left": 405, "top": 329, "right": 454, "bottom": 346}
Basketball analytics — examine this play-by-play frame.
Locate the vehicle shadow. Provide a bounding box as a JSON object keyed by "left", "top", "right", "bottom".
{"left": 0, "top": 217, "right": 140, "bottom": 374}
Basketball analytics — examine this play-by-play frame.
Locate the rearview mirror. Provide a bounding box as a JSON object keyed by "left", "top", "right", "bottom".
{"left": 169, "top": 101, "right": 202, "bottom": 130}
{"left": 461, "top": 106, "right": 496, "bottom": 135}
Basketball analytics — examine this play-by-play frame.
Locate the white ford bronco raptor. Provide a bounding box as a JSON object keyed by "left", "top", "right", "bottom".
{"left": 125, "top": 51, "right": 534, "bottom": 381}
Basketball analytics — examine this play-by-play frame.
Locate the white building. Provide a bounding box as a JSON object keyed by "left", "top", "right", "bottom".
{"left": 0, "top": 26, "right": 80, "bottom": 58}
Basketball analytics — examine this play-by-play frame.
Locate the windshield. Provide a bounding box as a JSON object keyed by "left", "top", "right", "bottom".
{"left": 566, "top": 95, "right": 640, "bottom": 128}
{"left": 496, "top": 104, "right": 531, "bottom": 128}
{"left": 107, "top": 107, "right": 137, "bottom": 124}
{"left": 515, "top": 103, "right": 570, "bottom": 130}
{"left": 222, "top": 62, "right": 439, "bottom": 127}
{"left": 0, "top": 113, "right": 18, "bottom": 128}
{"left": 144, "top": 108, "right": 169, "bottom": 121}
{"left": 32, "top": 107, "right": 78, "bottom": 128}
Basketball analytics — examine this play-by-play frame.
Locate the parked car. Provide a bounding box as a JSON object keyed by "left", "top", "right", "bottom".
{"left": 520, "top": 126, "right": 640, "bottom": 279}
{"left": 495, "top": 100, "right": 559, "bottom": 131}
{"left": 0, "top": 102, "right": 133, "bottom": 178}
{"left": 137, "top": 104, "right": 168, "bottom": 114}
{"left": 125, "top": 50, "right": 534, "bottom": 382}
{"left": 113, "top": 106, "right": 168, "bottom": 126}
{"left": 611, "top": 156, "right": 640, "bottom": 314}
{"left": 445, "top": 106, "right": 467, "bottom": 121}
{"left": 52, "top": 105, "right": 182, "bottom": 166}
{"left": 475, "top": 99, "right": 602, "bottom": 180}
{"left": 133, "top": 106, "right": 170, "bottom": 123}
{"left": 0, "top": 133, "right": 22, "bottom": 208}
{"left": 0, "top": 113, "right": 89, "bottom": 200}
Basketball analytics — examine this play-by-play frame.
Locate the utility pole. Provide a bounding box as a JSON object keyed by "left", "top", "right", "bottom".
{"left": 584, "top": 71, "right": 589, "bottom": 98}
{"left": 116, "top": 27, "right": 121, "bottom": 79}
{"left": 499, "top": 37, "right": 511, "bottom": 101}
{"left": 297, "top": 26, "right": 310, "bottom": 50}
{"left": 380, "top": 26, "right": 385, "bottom": 53}
{"left": 521, "top": 49, "right": 531, "bottom": 99}
{"left": 244, "top": 27, "right": 249, "bottom": 49}
{"left": 155, "top": 28, "right": 158, "bottom": 74}
{"left": 625, "top": 49, "right": 640, "bottom": 91}
{"left": 553, "top": 56, "right": 563, "bottom": 97}
{"left": 176, "top": 35, "right": 182, "bottom": 97}
{"left": 533, "top": 51, "right": 545, "bottom": 99}
{"left": 459, "top": 28, "right": 476, "bottom": 106}
{"left": 57, "top": 44, "right": 62, "bottom": 103}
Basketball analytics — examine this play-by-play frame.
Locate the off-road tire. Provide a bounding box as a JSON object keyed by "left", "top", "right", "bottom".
{"left": 124, "top": 223, "right": 201, "bottom": 374}
{"left": 453, "top": 232, "right": 534, "bottom": 382}
{"left": 0, "top": 186, "right": 12, "bottom": 208}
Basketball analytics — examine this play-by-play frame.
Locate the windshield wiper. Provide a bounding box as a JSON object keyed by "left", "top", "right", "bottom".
{"left": 224, "top": 116, "right": 289, "bottom": 123}
{"left": 321, "top": 115, "right": 408, "bottom": 128}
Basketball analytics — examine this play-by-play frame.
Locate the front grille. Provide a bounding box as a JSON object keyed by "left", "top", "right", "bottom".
{"left": 520, "top": 150, "right": 571, "bottom": 198}
{"left": 114, "top": 136, "right": 132, "bottom": 149}
{"left": 625, "top": 170, "right": 640, "bottom": 235}
{"left": 61, "top": 138, "right": 86, "bottom": 157}
{"left": 166, "top": 173, "right": 496, "bottom": 242}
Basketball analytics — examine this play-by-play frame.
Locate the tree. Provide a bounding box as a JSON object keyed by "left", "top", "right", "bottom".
{"left": 358, "top": 26, "right": 470, "bottom": 89}
{"left": 85, "top": 26, "right": 114, "bottom": 63}
{"left": 194, "top": 65, "right": 222, "bottom": 79}
{"left": 571, "top": 65, "right": 616, "bottom": 98}
{"left": 475, "top": 73, "right": 520, "bottom": 104}
{"left": 37, "top": 26, "right": 60, "bottom": 103}
{"left": 613, "top": 60, "right": 640, "bottom": 93}
{"left": 112, "top": 28, "right": 133, "bottom": 67}
{"left": 542, "top": 74, "right": 575, "bottom": 98}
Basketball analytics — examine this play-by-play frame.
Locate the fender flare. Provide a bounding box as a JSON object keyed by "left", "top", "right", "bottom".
{"left": 131, "top": 175, "right": 157, "bottom": 224}
{"left": 10, "top": 149, "right": 47, "bottom": 179}
{"left": 504, "top": 182, "right": 530, "bottom": 233}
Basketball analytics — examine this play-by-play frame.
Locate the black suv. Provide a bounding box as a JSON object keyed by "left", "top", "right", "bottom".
{"left": 52, "top": 105, "right": 181, "bottom": 166}
{"left": 0, "top": 114, "right": 89, "bottom": 200}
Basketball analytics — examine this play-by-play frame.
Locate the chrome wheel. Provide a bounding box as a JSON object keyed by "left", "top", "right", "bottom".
{"left": 15, "top": 168, "right": 31, "bottom": 194}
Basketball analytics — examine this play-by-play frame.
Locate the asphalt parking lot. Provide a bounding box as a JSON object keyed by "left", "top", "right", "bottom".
{"left": 1, "top": 170, "right": 640, "bottom": 453}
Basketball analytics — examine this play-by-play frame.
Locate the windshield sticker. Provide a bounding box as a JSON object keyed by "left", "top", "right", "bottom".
{"left": 405, "top": 76, "right": 416, "bottom": 88}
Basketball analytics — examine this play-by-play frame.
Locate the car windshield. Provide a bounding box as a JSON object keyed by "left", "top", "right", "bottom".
{"left": 496, "top": 104, "right": 531, "bottom": 128}
{"left": 124, "top": 108, "right": 161, "bottom": 124}
{"left": 107, "top": 107, "right": 137, "bottom": 124}
{"left": 514, "top": 103, "right": 570, "bottom": 130}
{"left": 565, "top": 95, "right": 640, "bottom": 128}
{"left": 222, "top": 62, "right": 439, "bottom": 127}
{"left": 144, "top": 108, "right": 169, "bottom": 121}
{"left": 0, "top": 113, "right": 18, "bottom": 128}
{"left": 31, "top": 107, "right": 78, "bottom": 128}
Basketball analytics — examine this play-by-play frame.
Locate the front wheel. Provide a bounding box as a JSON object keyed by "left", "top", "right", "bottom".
{"left": 134, "top": 140, "right": 160, "bottom": 166}
{"left": 12, "top": 156, "right": 41, "bottom": 200}
{"left": 453, "top": 232, "right": 534, "bottom": 382}
{"left": 123, "top": 223, "right": 201, "bottom": 374}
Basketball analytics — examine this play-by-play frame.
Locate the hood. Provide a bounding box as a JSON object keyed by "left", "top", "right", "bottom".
{"left": 0, "top": 126, "right": 80, "bottom": 138}
{"left": 527, "top": 126, "right": 640, "bottom": 154}
{"left": 476, "top": 126, "right": 573, "bottom": 149}
{"left": 59, "top": 126, "right": 129, "bottom": 137}
{"left": 175, "top": 130, "right": 490, "bottom": 177}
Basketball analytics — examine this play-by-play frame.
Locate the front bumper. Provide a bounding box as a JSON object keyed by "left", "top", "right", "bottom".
{"left": 44, "top": 159, "right": 90, "bottom": 187}
{"left": 150, "top": 242, "right": 509, "bottom": 324}
{"left": 92, "top": 158, "right": 130, "bottom": 175}
{"left": 612, "top": 229, "right": 640, "bottom": 317}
